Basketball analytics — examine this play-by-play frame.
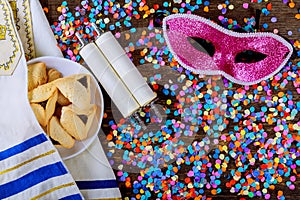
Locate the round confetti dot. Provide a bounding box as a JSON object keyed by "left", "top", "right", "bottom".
{"left": 290, "top": 176, "right": 296, "bottom": 182}
{"left": 289, "top": 2, "right": 295, "bottom": 8}
{"left": 263, "top": 23, "right": 269, "bottom": 29}
{"left": 289, "top": 184, "right": 295, "bottom": 190}
{"left": 228, "top": 5, "right": 234, "bottom": 10}
{"left": 243, "top": 3, "right": 249, "bottom": 9}
{"left": 266, "top": 3, "right": 272, "bottom": 10}
{"left": 271, "top": 17, "right": 277, "bottom": 23}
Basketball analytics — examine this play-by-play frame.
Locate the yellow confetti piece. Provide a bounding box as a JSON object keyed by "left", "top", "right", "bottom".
{"left": 293, "top": 124, "right": 300, "bottom": 130}
{"left": 186, "top": 80, "right": 193, "bottom": 87}
{"left": 150, "top": 8, "right": 155, "bottom": 13}
{"left": 203, "top": 125, "right": 209, "bottom": 132}
{"left": 289, "top": 1, "right": 295, "bottom": 8}
{"left": 249, "top": 158, "right": 256, "bottom": 164}
{"left": 244, "top": 110, "right": 250, "bottom": 115}
{"left": 207, "top": 89, "right": 213, "bottom": 94}
{"left": 233, "top": 94, "right": 239, "bottom": 99}
{"left": 152, "top": 60, "right": 158, "bottom": 64}
{"left": 240, "top": 129, "right": 246, "bottom": 136}
{"left": 294, "top": 40, "right": 300, "bottom": 48}
{"left": 222, "top": 145, "right": 228, "bottom": 152}
{"left": 272, "top": 96, "right": 278, "bottom": 102}
{"left": 233, "top": 175, "right": 240, "bottom": 181}
{"left": 228, "top": 4, "right": 234, "bottom": 10}
{"left": 166, "top": 99, "right": 172, "bottom": 105}
{"left": 275, "top": 132, "right": 281, "bottom": 137}
{"left": 204, "top": 6, "right": 209, "bottom": 12}
{"left": 222, "top": 162, "right": 228, "bottom": 167}
{"left": 257, "top": 86, "right": 263, "bottom": 91}
{"left": 237, "top": 161, "right": 243, "bottom": 167}
{"left": 113, "top": 130, "right": 118, "bottom": 136}
{"left": 262, "top": 188, "right": 268, "bottom": 194}
{"left": 109, "top": 149, "right": 115, "bottom": 154}
{"left": 125, "top": 33, "right": 131, "bottom": 40}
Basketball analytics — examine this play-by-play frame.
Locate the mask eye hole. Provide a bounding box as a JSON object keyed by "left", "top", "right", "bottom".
{"left": 235, "top": 50, "right": 267, "bottom": 63}
{"left": 187, "top": 37, "right": 215, "bottom": 57}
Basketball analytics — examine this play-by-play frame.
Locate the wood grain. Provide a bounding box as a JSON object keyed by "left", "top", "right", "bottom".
{"left": 38, "top": 0, "right": 300, "bottom": 199}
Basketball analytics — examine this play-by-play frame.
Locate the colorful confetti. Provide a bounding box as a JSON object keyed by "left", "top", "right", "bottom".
{"left": 49, "top": 0, "right": 300, "bottom": 199}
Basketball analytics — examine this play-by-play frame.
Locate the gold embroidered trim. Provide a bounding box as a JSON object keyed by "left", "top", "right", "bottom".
{"left": 0, "top": 149, "right": 56, "bottom": 175}
{"left": 30, "top": 182, "right": 76, "bottom": 200}
{"left": 21, "top": 0, "right": 35, "bottom": 59}
{"left": 0, "top": 0, "right": 20, "bottom": 71}
{"left": 0, "top": 24, "right": 6, "bottom": 40}
{"left": 8, "top": 0, "right": 16, "bottom": 22}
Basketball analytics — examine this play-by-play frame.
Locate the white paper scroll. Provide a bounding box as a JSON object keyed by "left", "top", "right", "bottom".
{"left": 79, "top": 42, "right": 140, "bottom": 117}
{"left": 95, "top": 32, "right": 157, "bottom": 107}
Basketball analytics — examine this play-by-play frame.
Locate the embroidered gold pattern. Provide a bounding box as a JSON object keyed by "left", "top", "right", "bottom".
{"left": 0, "top": 0, "right": 20, "bottom": 72}
{"left": 8, "top": 0, "right": 16, "bottom": 22}
{"left": 21, "top": 0, "right": 35, "bottom": 59}
{"left": 0, "top": 24, "right": 6, "bottom": 40}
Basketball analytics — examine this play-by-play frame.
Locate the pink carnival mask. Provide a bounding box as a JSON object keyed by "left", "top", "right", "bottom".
{"left": 162, "top": 14, "right": 293, "bottom": 85}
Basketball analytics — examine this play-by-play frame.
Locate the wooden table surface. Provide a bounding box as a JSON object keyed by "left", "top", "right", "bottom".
{"left": 39, "top": 0, "right": 300, "bottom": 199}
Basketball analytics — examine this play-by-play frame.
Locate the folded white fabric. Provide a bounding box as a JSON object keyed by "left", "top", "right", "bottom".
{"left": 0, "top": 0, "right": 83, "bottom": 199}
{"left": 64, "top": 138, "right": 121, "bottom": 199}
{"left": 12, "top": 0, "right": 63, "bottom": 59}
{"left": 14, "top": 0, "right": 121, "bottom": 199}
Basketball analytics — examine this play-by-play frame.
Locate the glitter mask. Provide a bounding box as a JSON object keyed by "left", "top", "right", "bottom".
{"left": 162, "top": 14, "right": 294, "bottom": 85}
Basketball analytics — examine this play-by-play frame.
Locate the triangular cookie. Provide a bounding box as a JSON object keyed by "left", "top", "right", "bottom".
{"left": 55, "top": 74, "right": 91, "bottom": 109}
{"left": 60, "top": 104, "right": 96, "bottom": 141}
{"left": 27, "top": 62, "right": 48, "bottom": 91}
{"left": 48, "top": 116, "right": 75, "bottom": 149}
